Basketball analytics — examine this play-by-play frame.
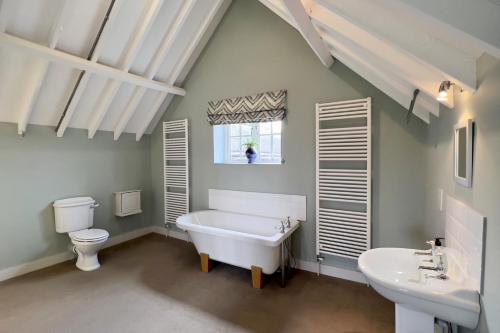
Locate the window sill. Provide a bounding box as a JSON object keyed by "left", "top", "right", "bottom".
{"left": 214, "top": 161, "right": 283, "bottom": 165}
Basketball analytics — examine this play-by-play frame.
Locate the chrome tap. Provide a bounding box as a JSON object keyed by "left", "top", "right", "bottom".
{"left": 285, "top": 216, "right": 291, "bottom": 228}
{"left": 419, "top": 253, "right": 447, "bottom": 273}
{"left": 425, "top": 273, "right": 449, "bottom": 280}
{"left": 418, "top": 265, "right": 440, "bottom": 271}
{"left": 279, "top": 221, "right": 286, "bottom": 234}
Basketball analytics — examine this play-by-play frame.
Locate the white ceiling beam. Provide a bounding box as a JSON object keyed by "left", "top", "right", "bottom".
{"left": 133, "top": 0, "right": 229, "bottom": 141}
{"left": 56, "top": 0, "right": 124, "bottom": 138}
{"left": 16, "top": 0, "right": 71, "bottom": 135}
{"left": 258, "top": 0, "right": 298, "bottom": 30}
{"left": 309, "top": 4, "right": 453, "bottom": 109}
{"left": 113, "top": 86, "right": 146, "bottom": 140}
{"left": 317, "top": 0, "right": 477, "bottom": 92}
{"left": 258, "top": 0, "right": 435, "bottom": 121}
{"left": 135, "top": 91, "right": 168, "bottom": 141}
{"left": 87, "top": 0, "right": 164, "bottom": 139}
{"left": 393, "top": 0, "right": 500, "bottom": 59}
{"left": 0, "top": 0, "right": 16, "bottom": 32}
{"left": 145, "top": 0, "right": 196, "bottom": 79}
{"left": 281, "top": 0, "right": 333, "bottom": 67}
{"left": 0, "top": 32, "right": 186, "bottom": 94}
{"left": 321, "top": 33, "right": 434, "bottom": 123}
{"left": 112, "top": 0, "right": 198, "bottom": 140}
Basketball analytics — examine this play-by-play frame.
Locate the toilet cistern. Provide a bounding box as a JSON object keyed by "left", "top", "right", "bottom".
{"left": 53, "top": 197, "right": 109, "bottom": 271}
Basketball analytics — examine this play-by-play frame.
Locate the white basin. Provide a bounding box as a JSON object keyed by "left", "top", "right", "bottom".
{"left": 359, "top": 248, "right": 480, "bottom": 331}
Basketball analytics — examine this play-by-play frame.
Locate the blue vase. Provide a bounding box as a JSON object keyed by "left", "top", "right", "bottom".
{"left": 245, "top": 147, "right": 257, "bottom": 164}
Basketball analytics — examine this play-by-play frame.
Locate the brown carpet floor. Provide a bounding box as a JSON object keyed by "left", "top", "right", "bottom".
{"left": 0, "top": 234, "right": 394, "bottom": 333}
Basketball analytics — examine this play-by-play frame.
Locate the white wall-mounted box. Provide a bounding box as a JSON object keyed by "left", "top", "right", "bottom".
{"left": 114, "top": 190, "right": 142, "bottom": 217}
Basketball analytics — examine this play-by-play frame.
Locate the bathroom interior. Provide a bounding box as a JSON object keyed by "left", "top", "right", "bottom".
{"left": 0, "top": 0, "right": 499, "bottom": 332}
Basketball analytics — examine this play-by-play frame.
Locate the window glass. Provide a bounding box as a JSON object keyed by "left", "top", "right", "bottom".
{"left": 214, "top": 121, "right": 282, "bottom": 164}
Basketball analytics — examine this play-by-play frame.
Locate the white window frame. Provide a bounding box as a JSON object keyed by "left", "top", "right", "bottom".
{"left": 222, "top": 121, "right": 282, "bottom": 164}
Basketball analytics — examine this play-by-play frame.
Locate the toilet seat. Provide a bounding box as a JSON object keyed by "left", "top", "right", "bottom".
{"left": 69, "top": 229, "right": 109, "bottom": 243}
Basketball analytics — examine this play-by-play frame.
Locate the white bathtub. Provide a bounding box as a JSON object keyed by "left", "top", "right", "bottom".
{"left": 176, "top": 210, "right": 299, "bottom": 274}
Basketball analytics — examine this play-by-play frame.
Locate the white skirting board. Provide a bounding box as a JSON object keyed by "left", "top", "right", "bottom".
{"left": 0, "top": 227, "right": 153, "bottom": 282}
{"left": 295, "top": 259, "right": 366, "bottom": 284}
{"left": 0, "top": 225, "right": 365, "bottom": 284}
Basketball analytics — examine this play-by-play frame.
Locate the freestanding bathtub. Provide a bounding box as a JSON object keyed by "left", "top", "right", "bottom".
{"left": 176, "top": 209, "right": 299, "bottom": 277}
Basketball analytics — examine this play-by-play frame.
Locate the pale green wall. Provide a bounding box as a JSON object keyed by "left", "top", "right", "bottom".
{"left": 0, "top": 123, "right": 152, "bottom": 270}
{"left": 424, "top": 55, "right": 500, "bottom": 333}
{"left": 150, "top": 0, "right": 429, "bottom": 269}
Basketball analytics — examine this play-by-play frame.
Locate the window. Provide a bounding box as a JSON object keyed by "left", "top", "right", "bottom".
{"left": 213, "top": 121, "right": 282, "bottom": 164}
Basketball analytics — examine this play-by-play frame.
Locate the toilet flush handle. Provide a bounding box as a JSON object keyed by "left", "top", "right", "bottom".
{"left": 91, "top": 203, "right": 100, "bottom": 208}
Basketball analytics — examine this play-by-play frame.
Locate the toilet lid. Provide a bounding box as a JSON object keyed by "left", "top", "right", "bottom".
{"left": 69, "top": 229, "right": 109, "bottom": 242}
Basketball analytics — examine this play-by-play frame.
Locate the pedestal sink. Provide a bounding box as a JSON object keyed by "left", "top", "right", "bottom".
{"left": 358, "top": 248, "right": 480, "bottom": 333}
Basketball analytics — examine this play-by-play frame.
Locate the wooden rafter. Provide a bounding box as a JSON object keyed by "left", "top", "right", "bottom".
{"left": 281, "top": 0, "right": 333, "bottom": 67}
{"left": 0, "top": 33, "right": 186, "bottom": 94}
{"left": 259, "top": 0, "right": 438, "bottom": 121}
{"left": 316, "top": 0, "right": 477, "bottom": 92}
{"left": 132, "top": 0, "right": 229, "bottom": 141}
{"left": 56, "top": 0, "right": 124, "bottom": 137}
{"left": 87, "top": 0, "right": 164, "bottom": 139}
{"left": 258, "top": 0, "right": 297, "bottom": 28}
{"left": 16, "top": 0, "right": 71, "bottom": 135}
{"left": 0, "top": 0, "right": 15, "bottom": 33}
{"left": 310, "top": 3, "right": 453, "bottom": 109}
{"left": 112, "top": 0, "right": 198, "bottom": 140}
{"left": 321, "top": 33, "right": 434, "bottom": 122}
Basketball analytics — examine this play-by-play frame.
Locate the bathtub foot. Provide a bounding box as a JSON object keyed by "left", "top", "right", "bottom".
{"left": 251, "top": 266, "right": 264, "bottom": 289}
{"left": 200, "top": 253, "right": 212, "bottom": 273}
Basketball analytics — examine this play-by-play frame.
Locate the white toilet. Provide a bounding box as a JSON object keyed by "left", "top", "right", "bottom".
{"left": 53, "top": 197, "right": 109, "bottom": 271}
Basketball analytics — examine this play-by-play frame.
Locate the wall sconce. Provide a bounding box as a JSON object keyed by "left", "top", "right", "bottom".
{"left": 437, "top": 80, "right": 454, "bottom": 102}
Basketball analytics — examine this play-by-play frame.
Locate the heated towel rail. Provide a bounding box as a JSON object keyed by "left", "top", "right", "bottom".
{"left": 316, "top": 98, "right": 371, "bottom": 260}
{"left": 163, "top": 119, "right": 189, "bottom": 225}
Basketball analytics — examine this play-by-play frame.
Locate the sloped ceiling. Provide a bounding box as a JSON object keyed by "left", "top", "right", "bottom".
{"left": 260, "top": 0, "right": 500, "bottom": 123}
{"left": 1, "top": 0, "right": 499, "bottom": 140}
{"left": 0, "top": 0, "right": 231, "bottom": 140}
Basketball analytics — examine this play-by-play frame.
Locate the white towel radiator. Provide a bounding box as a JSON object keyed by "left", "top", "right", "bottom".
{"left": 163, "top": 119, "right": 189, "bottom": 225}
{"left": 315, "top": 98, "right": 371, "bottom": 260}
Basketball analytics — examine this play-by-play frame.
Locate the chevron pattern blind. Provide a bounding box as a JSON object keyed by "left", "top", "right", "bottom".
{"left": 207, "top": 89, "right": 287, "bottom": 125}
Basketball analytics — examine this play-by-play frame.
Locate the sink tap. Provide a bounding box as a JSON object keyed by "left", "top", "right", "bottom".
{"left": 418, "top": 265, "right": 440, "bottom": 271}
{"left": 425, "top": 273, "right": 449, "bottom": 281}
{"left": 419, "top": 253, "right": 447, "bottom": 273}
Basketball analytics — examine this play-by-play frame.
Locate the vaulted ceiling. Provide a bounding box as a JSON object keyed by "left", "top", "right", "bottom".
{"left": 0, "top": 0, "right": 230, "bottom": 140}
{"left": 260, "top": 0, "right": 500, "bottom": 123}
{"left": 1, "top": 0, "right": 499, "bottom": 140}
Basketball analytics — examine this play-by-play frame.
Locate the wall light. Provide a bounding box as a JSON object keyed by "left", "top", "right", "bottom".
{"left": 437, "top": 80, "right": 453, "bottom": 102}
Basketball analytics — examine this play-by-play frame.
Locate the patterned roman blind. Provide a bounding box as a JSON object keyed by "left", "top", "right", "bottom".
{"left": 207, "top": 89, "right": 287, "bottom": 125}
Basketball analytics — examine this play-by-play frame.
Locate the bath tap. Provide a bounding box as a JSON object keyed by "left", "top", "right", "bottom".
{"left": 285, "top": 216, "right": 291, "bottom": 228}
{"left": 279, "top": 221, "right": 286, "bottom": 234}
